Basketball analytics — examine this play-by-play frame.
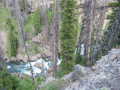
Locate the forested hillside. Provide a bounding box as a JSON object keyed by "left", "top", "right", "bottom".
{"left": 0, "top": 0, "right": 120, "bottom": 90}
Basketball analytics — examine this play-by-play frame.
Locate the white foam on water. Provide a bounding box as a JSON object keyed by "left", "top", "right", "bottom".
{"left": 7, "top": 65, "right": 11, "bottom": 69}
{"left": 8, "top": 58, "right": 62, "bottom": 76}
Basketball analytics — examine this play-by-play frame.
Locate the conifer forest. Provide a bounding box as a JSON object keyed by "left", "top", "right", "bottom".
{"left": 0, "top": 0, "right": 120, "bottom": 90}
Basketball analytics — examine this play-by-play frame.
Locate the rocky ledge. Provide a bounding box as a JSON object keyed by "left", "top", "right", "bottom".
{"left": 64, "top": 49, "right": 120, "bottom": 90}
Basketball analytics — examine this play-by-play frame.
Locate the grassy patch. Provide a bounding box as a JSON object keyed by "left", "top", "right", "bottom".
{"left": 41, "top": 80, "right": 66, "bottom": 90}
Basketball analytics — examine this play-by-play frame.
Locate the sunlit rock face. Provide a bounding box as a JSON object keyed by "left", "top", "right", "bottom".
{"left": 78, "top": 0, "right": 119, "bottom": 62}
{"left": 64, "top": 49, "right": 120, "bottom": 90}
{"left": 27, "top": 0, "right": 53, "bottom": 11}
{"left": 98, "top": 0, "right": 117, "bottom": 5}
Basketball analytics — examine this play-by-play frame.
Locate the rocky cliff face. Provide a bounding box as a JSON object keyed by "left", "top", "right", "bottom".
{"left": 38, "top": 49, "right": 120, "bottom": 90}
{"left": 94, "top": 7, "right": 120, "bottom": 61}
{"left": 78, "top": 0, "right": 119, "bottom": 64}
{"left": 64, "top": 49, "right": 120, "bottom": 90}
{"left": 27, "top": 0, "right": 53, "bottom": 11}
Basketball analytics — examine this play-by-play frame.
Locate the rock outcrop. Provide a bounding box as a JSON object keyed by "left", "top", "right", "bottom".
{"left": 64, "top": 49, "right": 120, "bottom": 90}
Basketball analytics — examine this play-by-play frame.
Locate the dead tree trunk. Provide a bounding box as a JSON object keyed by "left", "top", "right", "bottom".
{"left": 50, "top": 0, "right": 60, "bottom": 76}
{"left": 78, "top": 0, "right": 97, "bottom": 65}
{"left": 13, "top": 0, "right": 35, "bottom": 84}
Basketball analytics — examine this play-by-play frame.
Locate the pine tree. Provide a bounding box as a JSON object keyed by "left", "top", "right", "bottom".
{"left": 60, "top": 0, "right": 78, "bottom": 73}
{"left": 6, "top": 18, "right": 18, "bottom": 57}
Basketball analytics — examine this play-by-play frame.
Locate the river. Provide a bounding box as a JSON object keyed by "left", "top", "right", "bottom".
{"left": 6, "top": 58, "right": 62, "bottom": 77}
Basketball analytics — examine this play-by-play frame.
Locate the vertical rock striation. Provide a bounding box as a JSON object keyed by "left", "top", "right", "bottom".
{"left": 64, "top": 49, "right": 120, "bottom": 90}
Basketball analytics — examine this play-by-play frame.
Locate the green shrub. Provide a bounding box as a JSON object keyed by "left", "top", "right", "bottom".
{"left": 47, "top": 9, "right": 54, "bottom": 25}
{"left": 100, "top": 87, "right": 110, "bottom": 90}
{"left": 55, "top": 69, "right": 66, "bottom": 78}
{"left": 0, "top": 70, "right": 19, "bottom": 90}
{"left": 25, "top": 9, "right": 43, "bottom": 35}
{"left": 0, "top": 8, "right": 19, "bottom": 58}
{"left": 75, "top": 52, "right": 86, "bottom": 65}
{"left": 17, "top": 77, "right": 36, "bottom": 90}
{"left": 6, "top": 18, "right": 18, "bottom": 57}
{"left": 0, "top": 68, "right": 46, "bottom": 90}
{"left": 36, "top": 76, "right": 45, "bottom": 85}
{"left": 0, "top": 8, "right": 11, "bottom": 28}
{"left": 108, "top": 2, "right": 120, "bottom": 7}
{"left": 41, "top": 80, "right": 66, "bottom": 90}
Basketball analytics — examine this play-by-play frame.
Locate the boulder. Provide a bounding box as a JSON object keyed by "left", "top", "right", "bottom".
{"left": 64, "top": 49, "right": 120, "bottom": 90}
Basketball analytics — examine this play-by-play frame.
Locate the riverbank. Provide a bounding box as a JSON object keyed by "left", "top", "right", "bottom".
{"left": 7, "top": 58, "right": 53, "bottom": 77}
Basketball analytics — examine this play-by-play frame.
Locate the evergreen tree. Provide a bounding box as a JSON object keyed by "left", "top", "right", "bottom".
{"left": 0, "top": 8, "right": 18, "bottom": 58}
{"left": 25, "top": 9, "right": 43, "bottom": 36}
{"left": 6, "top": 18, "right": 18, "bottom": 57}
{"left": 60, "top": 0, "right": 78, "bottom": 73}
{"left": 0, "top": 69, "right": 19, "bottom": 90}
